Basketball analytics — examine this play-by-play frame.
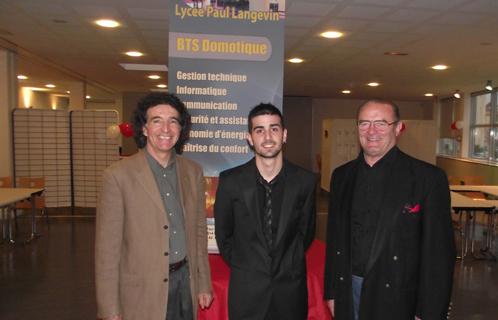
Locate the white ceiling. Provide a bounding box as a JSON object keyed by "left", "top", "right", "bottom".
{"left": 1, "top": 0, "right": 498, "bottom": 101}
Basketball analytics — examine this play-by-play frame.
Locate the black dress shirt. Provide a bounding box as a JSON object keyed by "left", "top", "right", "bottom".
{"left": 351, "top": 147, "right": 398, "bottom": 276}
{"left": 256, "top": 163, "right": 286, "bottom": 250}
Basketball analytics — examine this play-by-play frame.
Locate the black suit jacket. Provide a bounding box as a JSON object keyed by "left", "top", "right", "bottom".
{"left": 324, "top": 148, "right": 456, "bottom": 320}
{"left": 214, "top": 159, "right": 316, "bottom": 320}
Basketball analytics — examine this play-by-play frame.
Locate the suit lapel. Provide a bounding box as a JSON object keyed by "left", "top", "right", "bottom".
{"left": 134, "top": 150, "right": 167, "bottom": 217}
{"left": 241, "top": 161, "right": 269, "bottom": 251}
{"left": 364, "top": 152, "right": 411, "bottom": 276}
{"left": 274, "top": 164, "right": 296, "bottom": 247}
{"left": 175, "top": 156, "right": 187, "bottom": 214}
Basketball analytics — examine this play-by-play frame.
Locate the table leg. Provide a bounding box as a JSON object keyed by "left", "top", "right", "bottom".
{"left": 457, "top": 210, "right": 464, "bottom": 259}
{"left": 1, "top": 207, "right": 6, "bottom": 242}
{"left": 470, "top": 211, "right": 477, "bottom": 256}
{"left": 462, "top": 210, "right": 471, "bottom": 259}
{"left": 25, "top": 195, "right": 41, "bottom": 243}
{"left": 7, "top": 207, "right": 16, "bottom": 244}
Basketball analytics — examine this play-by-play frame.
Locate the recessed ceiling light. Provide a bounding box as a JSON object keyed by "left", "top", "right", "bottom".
{"left": 125, "top": 51, "right": 144, "bottom": 57}
{"left": 148, "top": 75, "right": 161, "bottom": 80}
{"left": 384, "top": 51, "right": 408, "bottom": 56}
{"left": 320, "top": 31, "right": 343, "bottom": 39}
{"left": 453, "top": 90, "right": 461, "bottom": 99}
{"left": 95, "top": 19, "right": 120, "bottom": 28}
{"left": 157, "top": 84, "right": 167, "bottom": 88}
{"left": 424, "top": 93, "right": 434, "bottom": 97}
{"left": 431, "top": 64, "right": 448, "bottom": 70}
{"left": 86, "top": 95, "right": 91, "bottom": 99}
{"left": 119, "top": 63, "right": 168, "bottom": 71}
{"left": 66, "top": 91, "right": 71, "bottom": 94}
{"left": 17, "top": 75, "right": 28, "bottom": 80}
{"left": 367, "top": 82, "right": 380, "bottom": 87}
{"left": 45, "top": 84, "right": 56, "bottom": 88}
{"left": 288, "top": 57, "right": 304, "bottom": 63}
{"left": 342, "top": 90, "right": 351, "bottom": 94}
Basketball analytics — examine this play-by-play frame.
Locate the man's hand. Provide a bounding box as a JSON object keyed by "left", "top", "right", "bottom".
{"left": 326, "top": 299, "right": 335, "bottom": 317}
{"left": 198, "top": 293, "right": 213, "bottom": 310}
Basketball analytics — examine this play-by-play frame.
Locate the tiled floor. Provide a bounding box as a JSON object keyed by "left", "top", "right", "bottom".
{"left": 0, "top": 212, "right": 497, "bottom": 320}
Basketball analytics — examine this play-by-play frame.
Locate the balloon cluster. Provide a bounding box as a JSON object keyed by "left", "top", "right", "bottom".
{"left": 106, "top": 123, "right": 134, "bottom": 139}
{"left": 450, "top": 120, "right": 463, "bottom": 130}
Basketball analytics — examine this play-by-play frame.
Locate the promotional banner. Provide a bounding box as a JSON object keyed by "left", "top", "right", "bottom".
{"left": 168, "top": 0, "right": 286, "bottom": 179}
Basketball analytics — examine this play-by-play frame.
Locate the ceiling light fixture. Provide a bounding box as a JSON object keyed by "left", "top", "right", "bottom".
{"left": 66, "top": 91, "right": 71, "bottom": 94}
{"left": 86, "top": 95, "right": 91, "bottom": 99}
{"left": 17, "top": 75, "right": 28, "bottom": 80}
{"left": 367, "top": 82, "right": 380, "bottom": 87}
{"left": 320, "top": 31, "right": 343, "bottom": 39}
{"left": 342, "top": 90, "right": 351, "bottom": 94}
{"left": 125, "top": 51, "right": 144, "bottom": 57}
{"left": 453, "top": 90, "right": 461, "bottom": 99}
{"left": 384, "top": 51, "right": 408, "bottom": 56}
{"left": 148, "top": 75, "right": 161, "bottom": 80}
{"left": 120, "top": 63, "right": 168, "bottom": 71}
{"left": 424, "top": 93, "right": 434, "bottom": 97}
{"left": 431, "top": 64, "right": 448, "bottom": 70}
{"left": 288, "top": 58, "right": 303, "bottom": 63}
{"left": 157, "top": 84, "right": 167, "bottom": 88}
{"left": 45, "top": 84, "right": 56, "bottom": 88}
{"left": 95, "top": 19, "right": 120, "bottom": 28}
{"left": 485, "top": 80, "right": 493, "bottom": 91}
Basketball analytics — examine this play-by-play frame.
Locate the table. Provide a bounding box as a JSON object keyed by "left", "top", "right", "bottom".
{"left": 450, "top": 190, "right": 497, "bottom": 261}
{"left": 0, "top": 187, "right": 44, "bottom": 243}
{"left": 450, "top": 185, "right": 498, "bottom": 197}
{"left": 198, "top": 240, "right": 332, "bottom": 320}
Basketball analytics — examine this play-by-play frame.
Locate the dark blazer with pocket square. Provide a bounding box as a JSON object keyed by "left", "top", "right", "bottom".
{"left": 215, "top": 158, "right": 316, "bottom": 320}
{"left": 324, "top": 147, "right": 456, "bottom": 320}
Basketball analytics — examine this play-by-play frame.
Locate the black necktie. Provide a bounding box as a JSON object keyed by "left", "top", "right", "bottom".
{"left": 259, "top": 177, "right": 274, "bottom": 247}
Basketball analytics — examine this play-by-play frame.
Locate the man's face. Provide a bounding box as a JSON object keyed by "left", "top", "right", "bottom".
{"left": 143, "top": 104, "right": 181, "bottom": 159}
{"left": 357, "top": 102, "right": 401, "bottom": 165}
{"left": 247, "top": 114, "right": 287, "bottom": 159}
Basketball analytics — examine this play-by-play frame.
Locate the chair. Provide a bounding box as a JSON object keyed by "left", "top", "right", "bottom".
{"left": 462, "top": 176, "right": 485, "bottom": 185}
{"left": 16, "top": 177, "right": 48, "bottom": 223}
{"left": 448, "top": 176, "right": 464, "bottom": 185}
{"left": 0, "top": 176, "right": 12, "bottom": 188}
{"left": 0, "top": 177, "right": 16, "bottom": 241}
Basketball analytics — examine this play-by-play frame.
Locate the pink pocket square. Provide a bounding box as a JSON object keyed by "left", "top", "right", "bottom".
{"left": 404, "top": 203, "right": 420, "bottom": 214}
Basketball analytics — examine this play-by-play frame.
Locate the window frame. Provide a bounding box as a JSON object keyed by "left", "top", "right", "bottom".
{"left": 469, "top": 90, "right": 498, "bottom": 162}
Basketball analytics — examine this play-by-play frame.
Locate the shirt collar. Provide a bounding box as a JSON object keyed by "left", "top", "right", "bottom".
{"left": 254, "top": 158, "right": 287, "bottom": 185}
{"left": 145, "top": 148, "right": 176, "bottom": 170}
{"left": 360, "top": 146, "right": 398, "bottom": 169}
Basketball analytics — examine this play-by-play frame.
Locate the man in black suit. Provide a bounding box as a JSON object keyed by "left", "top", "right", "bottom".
{"left": 215, "top": 103, "right": 316, "bottom": 320}
{"left": 324, "top": 99, "right": 456, "bottom": 320}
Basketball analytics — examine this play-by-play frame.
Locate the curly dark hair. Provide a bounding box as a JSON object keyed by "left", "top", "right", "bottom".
{"left": 132, "top": 93, "right": 191, "bottom": 154}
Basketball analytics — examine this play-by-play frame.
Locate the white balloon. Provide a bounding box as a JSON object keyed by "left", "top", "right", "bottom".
{"left": 455, "top": 120, "right": 464, "bottom": 130}
{"left": 106, "top": 124, "right": 120, "bottom": 139}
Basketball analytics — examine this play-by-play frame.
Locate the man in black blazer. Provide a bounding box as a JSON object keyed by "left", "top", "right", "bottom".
{"left": 215, "top": 103, "right": 316, "bottom": 320}
{"left": 324, "top": 99, "right": 455, "bottom": 320}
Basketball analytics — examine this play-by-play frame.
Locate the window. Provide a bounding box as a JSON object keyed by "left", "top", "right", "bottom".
{"left": 437, "top": 98, "right": 462, "bottom": 157}
{"left": 470, "top": 91, "right": 498, "bottom": 161}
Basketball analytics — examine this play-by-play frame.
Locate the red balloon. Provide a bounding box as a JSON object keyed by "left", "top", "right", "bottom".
{"left": 450, "top": 121, "right": 457, "bottom": 130}
{"left": 119, "top": 122, "right": 134, "bottom": 138}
